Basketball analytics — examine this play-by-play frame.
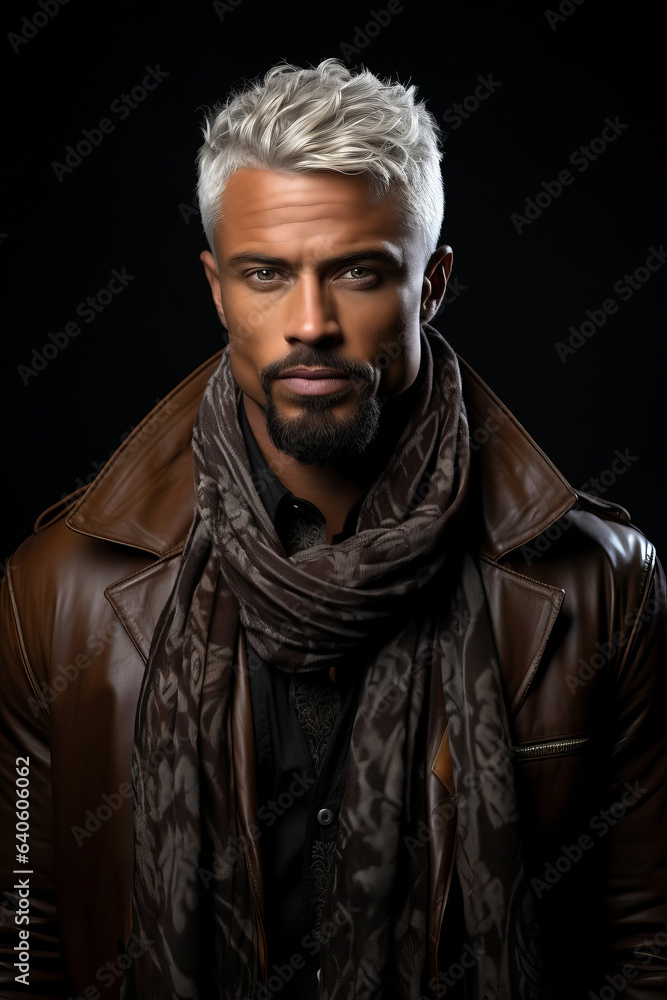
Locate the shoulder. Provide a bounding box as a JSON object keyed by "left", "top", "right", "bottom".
{"left": 3, "top": 489, "right": 155, "bottom": 683}
{"left": 505, "top": 491, "right": 658, "bottom": 623}
{"left": 5, "top": 349, "right": 224, "bottom": 605}
{"left": 5, "top": 486, "right": 154, "bottom": 598}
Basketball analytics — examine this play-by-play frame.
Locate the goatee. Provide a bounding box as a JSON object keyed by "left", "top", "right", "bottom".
{"left": 264, "top": 383, "right": 382, "bottom": 465}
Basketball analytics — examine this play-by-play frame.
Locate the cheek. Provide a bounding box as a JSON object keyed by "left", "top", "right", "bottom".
{"left": 227, "top": 336, "right": 263, "bottom": 398}
{"left": 375, "top": 325, "right": 421, "bottom": 396}
{"left": 390, "top": 282, "right": 427, "bottom": 391}
{"left": 227, "top": 323, "right": 283, "bottom": 406}
{"left": 368, "top": 294, "right": 421, "bottom": 397}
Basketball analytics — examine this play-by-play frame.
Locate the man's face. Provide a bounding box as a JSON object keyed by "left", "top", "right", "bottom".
{"left": 200, "top": 167, "right": 450, "bottom": 464}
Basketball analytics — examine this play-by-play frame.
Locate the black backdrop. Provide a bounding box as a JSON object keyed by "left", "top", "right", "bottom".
{"left": 2, "top": 0, "right": 665, "bottom": 567}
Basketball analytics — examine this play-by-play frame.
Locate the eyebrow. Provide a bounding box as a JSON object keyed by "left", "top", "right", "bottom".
{"left": 223, "top": 248, "right": 405, "bottom": 271}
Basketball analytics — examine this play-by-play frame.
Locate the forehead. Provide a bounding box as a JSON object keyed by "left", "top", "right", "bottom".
{"left": 213, "top": 167, "right": 410, "bottom": 261}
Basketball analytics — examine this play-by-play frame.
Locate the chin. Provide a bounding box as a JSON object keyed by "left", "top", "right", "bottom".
{"left": 265, "top": 394, "right": 381, "bottom": 466}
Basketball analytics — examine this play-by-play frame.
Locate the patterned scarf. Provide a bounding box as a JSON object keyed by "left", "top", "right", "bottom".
{"left": 121, "top": 324, "right": 544, "bottom": 999}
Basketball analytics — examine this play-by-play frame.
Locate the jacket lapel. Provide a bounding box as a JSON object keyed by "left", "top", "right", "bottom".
{"left": 105, "top": 554, "right": 184, "bottom": 663}
{"left": 457, "top": 356, "right": 576, "bottom": 561}
{"left": 478, "top": 557, "right": 565, "bottom": 713}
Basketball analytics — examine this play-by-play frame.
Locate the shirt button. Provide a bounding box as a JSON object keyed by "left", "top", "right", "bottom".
{"left": 317, "top": 807, "right": 334, "bottom": 826}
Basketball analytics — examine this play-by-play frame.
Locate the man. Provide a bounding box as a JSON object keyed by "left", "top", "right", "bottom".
{"left": 1, "top": 58, "right": 666, "bottom": 1000}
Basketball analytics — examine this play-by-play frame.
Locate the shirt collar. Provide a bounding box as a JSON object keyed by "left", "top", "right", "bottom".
{"left": 237, "top": 396, "right": 363, "bottom": 543}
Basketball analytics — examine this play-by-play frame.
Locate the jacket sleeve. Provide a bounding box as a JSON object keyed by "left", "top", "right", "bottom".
{"left": 604, "top": 544, "right": 667, "bottom": 998}
{"left": 0, "top": 552, "right": 64, "bottom": 997}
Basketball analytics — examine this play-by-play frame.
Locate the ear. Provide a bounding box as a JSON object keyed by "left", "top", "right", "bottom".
{"left": 200, "top": 250, "right": 228, "bottom": 327}
{"left": 420, "top": 244, "right": 453, "bottom": 322}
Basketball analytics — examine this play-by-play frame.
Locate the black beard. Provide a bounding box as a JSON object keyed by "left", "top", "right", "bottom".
{"left": 264, "top": 383, "right": 382, "bottom": 465}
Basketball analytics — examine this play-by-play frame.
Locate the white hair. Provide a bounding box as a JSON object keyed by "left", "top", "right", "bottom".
{"left": 196, "top": 58, "right": 444, "bottom": 261}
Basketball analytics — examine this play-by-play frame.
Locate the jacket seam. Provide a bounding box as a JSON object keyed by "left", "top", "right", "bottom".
{"left": 611, "top": 543, "right": 656, "bottom": 754}
{"left": 574, "top": 489, "right": 631, "bottom": 523}
{"left": 5, "top": 563, "right": 48, "bottom": 714}
{"left": 615, "top": 544, "right": 655, "bottom": 682}
{"left": 33, "top": 483, "right": 89, "bottom": 533}
{"left": 477, "top": 552, "right": 564, "bottom": 593}
{"left": 104, "top": 547, "right": 186, "bottom": 663}
{"left": 477, "top": 552, "right": 566, "bottom": 712}
{"left": 495, "top": 497, "right": 577, "bottom": 561}
{"left": 104, "top": 591, "right": 149, "bottom": 664}
{"left": 64, "top": 521, "right": 168, "bottom": 558}
{"left": 103, "top": 545, "right": 185, "bottom": 591}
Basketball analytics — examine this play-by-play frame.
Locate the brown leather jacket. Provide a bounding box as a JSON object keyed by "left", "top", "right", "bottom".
{"left": 1, "top": 351, "right": 666, "bottom": 1000}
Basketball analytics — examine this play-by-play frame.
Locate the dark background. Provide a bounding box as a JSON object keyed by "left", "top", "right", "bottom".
{"left": 2, "top": 0, "right": 665, "bottom": 567}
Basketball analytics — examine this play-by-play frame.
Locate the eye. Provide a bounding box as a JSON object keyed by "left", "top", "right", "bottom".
{"left": 252, "top": 268, "right": 278, "bottom": 282}
{"left": 340, "top": 266, "right": 378, "bottom": 286}
{"left": 245, "top": 267, "right": 284, "bottom": 289}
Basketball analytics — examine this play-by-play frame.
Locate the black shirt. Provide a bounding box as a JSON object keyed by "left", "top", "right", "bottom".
{"left": 238, "top": 399, "right": 367, "bottom": 998}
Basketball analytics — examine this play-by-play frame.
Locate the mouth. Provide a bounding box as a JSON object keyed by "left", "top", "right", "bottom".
{"left": 276, "top": 367, "right": 353, "bottom": 397}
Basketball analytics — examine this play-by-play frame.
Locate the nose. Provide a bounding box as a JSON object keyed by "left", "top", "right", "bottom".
{"left": 283, "top": 274, "right": 342, "bottom": 346}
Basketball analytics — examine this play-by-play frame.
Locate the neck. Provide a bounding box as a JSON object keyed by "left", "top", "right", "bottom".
{"left": 242, "top": 374, "right": 423, "bottom": 539}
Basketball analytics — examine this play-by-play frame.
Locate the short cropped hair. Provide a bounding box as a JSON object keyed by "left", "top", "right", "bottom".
{"left": 196, "top": 58, "right": 444, "bottom": 262}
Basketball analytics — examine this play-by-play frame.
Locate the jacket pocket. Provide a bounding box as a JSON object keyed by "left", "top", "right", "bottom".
{"left": 512, "top": 734, "right": 589, "bottom": 761}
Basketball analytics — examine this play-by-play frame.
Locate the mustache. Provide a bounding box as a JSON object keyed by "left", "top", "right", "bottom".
{"left": 260, "top": 348, "right": 375, "bottom": 385}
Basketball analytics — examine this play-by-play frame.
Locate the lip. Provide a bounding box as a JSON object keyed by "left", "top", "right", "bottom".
{"left": 278, "top": 368, "right": 350, "bottom": 379}
{"left": 277, "top": 374, "right": 352, "bottom": 397}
